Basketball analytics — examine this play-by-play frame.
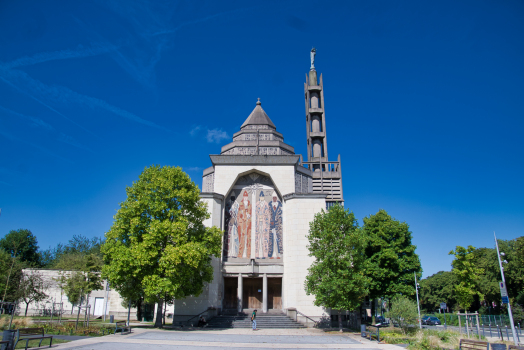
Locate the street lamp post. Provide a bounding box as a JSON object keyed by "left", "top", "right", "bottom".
{"left": 414, "top": 272, "right": 422, "bottom": 329}
{"left": 494, "top": 232, "right": 518, "bottom": 346}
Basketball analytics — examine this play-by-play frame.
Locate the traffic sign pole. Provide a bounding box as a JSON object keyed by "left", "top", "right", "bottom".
{"left": 494, "top": 232, "right": 518, "bottom": 346}
{"left": 441, "top": 303, "right": 447, "bottom": 329}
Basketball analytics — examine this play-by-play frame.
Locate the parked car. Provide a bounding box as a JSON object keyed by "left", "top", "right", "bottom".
{"left": 425, "top": 316, "right": 442, "bottom": 325}
{"left": 375, "top": 315, "right": 389, "bottom": 326}
{"left": 421, "top": 316, "right": 431, "bottom": 325}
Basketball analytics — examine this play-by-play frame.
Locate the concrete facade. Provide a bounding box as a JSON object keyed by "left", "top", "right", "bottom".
{"left": 171, "top": 58, "right": 345, "bottom": 325}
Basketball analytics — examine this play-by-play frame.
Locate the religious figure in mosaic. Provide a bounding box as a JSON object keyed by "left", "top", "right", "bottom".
{"left": 226, "top": 194, "right": 239, "bottom": 257}
{"left": 255, "top": 191, "right": 270, "bottom": 258}
{"left": 237, "top": 190, "right": 252, "bottom": 258}
{"left": 269, "top": 191, "right": 283, "bottom": 258}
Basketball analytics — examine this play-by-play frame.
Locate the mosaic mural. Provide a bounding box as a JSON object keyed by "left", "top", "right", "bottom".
{"left": 224, "top": 173, "right": 283, "bottom": 260}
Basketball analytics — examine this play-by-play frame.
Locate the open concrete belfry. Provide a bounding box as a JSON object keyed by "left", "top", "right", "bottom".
{"left": 303, "top": 51, "right": 344, "bottom": 208}
{"left": 172, "top": 50, "right": 346, "bottom": 325}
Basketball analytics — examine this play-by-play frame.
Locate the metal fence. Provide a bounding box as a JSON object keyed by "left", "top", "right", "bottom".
{"left": 427, "top": 313, "right": 522, "bottom": 342}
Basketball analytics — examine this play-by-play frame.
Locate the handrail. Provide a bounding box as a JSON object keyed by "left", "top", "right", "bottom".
{"left": 186, "top": 308, "right": 212, "bottom": 323}
{"left": 296, "top": 310, "right": 318, "bottom": 325}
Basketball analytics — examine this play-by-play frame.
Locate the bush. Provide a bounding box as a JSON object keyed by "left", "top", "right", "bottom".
{"left": 387, "top": 295, "right": 419, "bottom": 334}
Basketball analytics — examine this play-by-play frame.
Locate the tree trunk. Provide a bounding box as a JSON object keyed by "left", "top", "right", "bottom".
{"left": 338, "top": 310, "right": 343, "bottom": 332}
{"left": 25, "top": 302, "right": 29, "bottom": 316}
{"left": 136, "top": 298, "right": 142, "bottom": 322}
{"left": 163, "top": 300, "right": 166, "bottom": 326}
{"left": 154, "top": 299, "right": 164, "bottom": 328}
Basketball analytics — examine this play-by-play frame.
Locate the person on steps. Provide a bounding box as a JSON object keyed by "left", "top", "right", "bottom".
{"left": 197, "top": 315, "right": 207, "bottom": 327}
{"left": 251, "top": 309, "right": 257, "bottom": 330}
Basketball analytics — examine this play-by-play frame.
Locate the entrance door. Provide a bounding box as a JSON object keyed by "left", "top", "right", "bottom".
{"left": 93, "top": 298, "right": 104, "bottom": 315}
{"left": 242, "top": 278, "right": 262, "bottom": 309}
{"left": 223, "top": 278, "right": 238, "bottom": 309}
{"left": 267, "top": 278, "right": 282, "bottom": 309}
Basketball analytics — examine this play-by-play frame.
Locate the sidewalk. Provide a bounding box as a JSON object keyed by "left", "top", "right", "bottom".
{"left": 52, "top": 327, "right": 404, "bottom": 350}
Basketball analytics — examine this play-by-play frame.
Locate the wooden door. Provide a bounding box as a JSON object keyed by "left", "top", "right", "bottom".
{"left": 268, "top": 278, "right": 282, "bottom": 309}
{"left": 242, "top": 278, "right": 262, "bottom": 309}
{"left": 223, "top": 278, "right": 238, "bottom": 309}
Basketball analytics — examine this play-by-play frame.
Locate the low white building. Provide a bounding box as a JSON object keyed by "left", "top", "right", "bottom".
{"left": 19, "top": 268, "right": 168, "bottom": 321}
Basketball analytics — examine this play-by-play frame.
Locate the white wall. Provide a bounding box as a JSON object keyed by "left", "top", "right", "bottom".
{"left": 282, "top": 196, "right": 328, "bottom": 318}
{"left": 18, "top": 269, "right": 137, "bottom": 319}
{"left": 214, "top": 165, "right": 296, "bottom": 196}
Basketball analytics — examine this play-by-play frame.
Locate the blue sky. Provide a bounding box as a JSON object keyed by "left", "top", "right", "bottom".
{"left": 0, "top": 0, "right": 523, "bottom": 278}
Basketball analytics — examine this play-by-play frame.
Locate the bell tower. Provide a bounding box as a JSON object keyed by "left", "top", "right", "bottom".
{"left": 304, "top": 48, "right": 344, "bottom": 208}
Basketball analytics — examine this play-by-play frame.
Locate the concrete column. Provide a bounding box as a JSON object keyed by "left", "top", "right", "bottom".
{"left": 310, "top": 92, "right": 319, "bottom": 108}
{"left": 312, "top": 115, "right": 321, "bottom": 132}
{"left": 237, "top": 274, "right": 243, "bottom": 312}
{"left": 313, "top": 139, "right": 322, "bottom": 158}
{"left": 263, "top": 274, "right": 268, "bottom": 313}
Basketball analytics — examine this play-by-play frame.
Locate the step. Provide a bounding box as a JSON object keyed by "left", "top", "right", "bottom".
{"left": 206, "top": 314, "right": 305, "bottom": 329}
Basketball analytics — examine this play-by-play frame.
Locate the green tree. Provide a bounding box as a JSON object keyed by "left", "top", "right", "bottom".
{"left": 18, "top": 271, "right": 48, "bottom": 316}
{"left": 58, "top": 254, "right": 103, "bottom": 308}
{"left": 386, "top": 295, "right": 419, "bottom": 334}
{"left": 0, "top": 249, "right": 24, "bottom": 301}
{"left": 305, "top": 204, "right": 369, "bottom": 331}
{"left": 419, "top": 271, "right": 457, "bottom": 312}
{"left": 102, "top": 165, "right": 222, "bottom": 328}
{"left": 0, "top": 229, "right": 40, "bottom": 265}
{"left": 362, "top": 209, "right": 422, "bottom": 300}
{"left": 449, "top": 245, "right": 484, "bottom": 311}
{"left": 40, "top": 235, "right": 103, "bottom": 268}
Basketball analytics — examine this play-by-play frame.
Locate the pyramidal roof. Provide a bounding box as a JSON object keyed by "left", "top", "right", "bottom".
{"left": 241, "top": 99, "right": 276, "bottom": 129}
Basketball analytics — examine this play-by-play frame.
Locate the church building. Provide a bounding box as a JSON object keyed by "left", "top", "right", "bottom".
{"left": 174, "top": 50, "right": 345, "bottom": 323}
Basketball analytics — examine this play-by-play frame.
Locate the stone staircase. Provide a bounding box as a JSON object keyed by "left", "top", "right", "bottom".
{"left": 206, "top": 311, "right": 305, "bottom": 329}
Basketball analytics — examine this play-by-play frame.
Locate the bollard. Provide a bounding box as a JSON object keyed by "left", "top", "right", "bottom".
{"left": 489, "top": 324, "right": 492, "bottom": 338}
{"left": 482, "top": 324, "right": 484, "bottom": 338}
{"left": 497, "top": 325, "right": 500, "bottom": 340}
{"left": 505, "top": 325, "right": 509, "bottom": 340}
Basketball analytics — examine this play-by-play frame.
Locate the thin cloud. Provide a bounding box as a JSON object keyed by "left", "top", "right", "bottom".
{"left": 190, "top": 125, "right": 201, "bottom": 136}
{"left": 0, "top": 130, "right": 72, "bottom": 163}
{"left": 0, "top": 76, "right": 95, "bottom": 136}
{"left": 151, "top": 6, "right": 259, "bottom": 37}
{"left": 0, "top": 42, "right": 119, "bottom": 70}
{"left": 0, "top": 105, "right": 53, "bottom": 131}
{"left": 96, "top": 3, "right": 259, "bottom": 89}
{"left": 0, "top": 67, "right": 169, "bottom": 132}
{"left": 0, "top": 105, "right": 93, "bottom": 152}
{"left": 206, "top": 128, "right": 229, "bottom": 143}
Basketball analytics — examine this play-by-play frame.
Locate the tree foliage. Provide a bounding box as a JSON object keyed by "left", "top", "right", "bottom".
{"left": 101, "top": 165, "right": 222, "bottom": 328}
{"left": 58, "top": 254, "right": 103, "bottom": 306}
{"left": 18, "top": 271, "right": 48, "bottom": 316}
{"left": 362, "top": 209, "right": 421, "bottom": 299}
{"left": 0, "top": 229, "right": 40, "bottom": 266}
{"left": 420, "top": 236, "right": 524, "bottom": 313}
{"left": 449, "top": 245, "right": 484, "bottom": 311}
{"left": 40, "top": 235, "right": 103, "bottom": 268}
{"left": 0, "top": 249, "right": 24, "bottom": 301}
{"left": 305, "top": 204, "right": 369, "bottom": 326}
{"left": 419, "top": 271, "right": 457, "bottom": 311}
{"left": 386, "top": 295, "right": 419, "bottom": 334}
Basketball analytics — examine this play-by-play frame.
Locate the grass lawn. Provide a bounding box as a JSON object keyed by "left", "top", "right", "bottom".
{"left": 13, "top": 338, "right": 70, "bottom": 349}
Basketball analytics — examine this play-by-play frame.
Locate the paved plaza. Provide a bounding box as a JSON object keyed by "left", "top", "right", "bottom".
{"left": 53, "top": 327, "right": 403, "bottom": 350}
